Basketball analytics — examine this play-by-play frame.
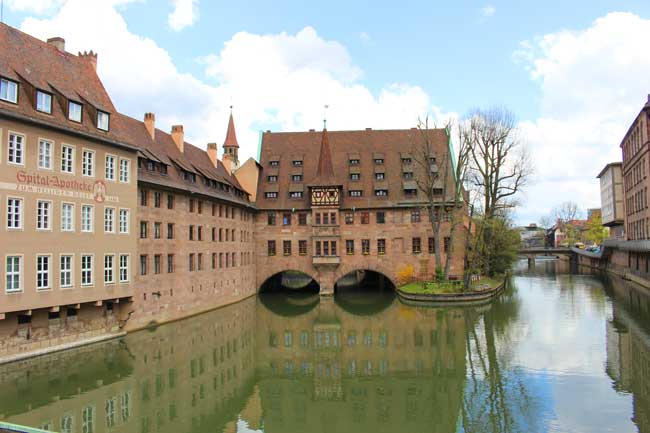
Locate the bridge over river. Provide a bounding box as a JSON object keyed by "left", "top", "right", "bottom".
{"left": 518, "top": 247, "right": 574, "bottom": 265}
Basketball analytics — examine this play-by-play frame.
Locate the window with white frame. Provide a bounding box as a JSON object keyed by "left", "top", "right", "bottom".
{"left": 119, "top": 209, "right": 129, "bottom": 233}
{"left": 68, "top": 101, "right": 82, "bottom": 122}
{"left": 61, "top": 202, "right": 74, "bottom": 231}
{"left": 119, "top": 159, "right": 130, "bottom": 182}
{"left": 37, "top": 200, "right": 51, "bottom": 230}
{"left": 61, "top": 414, "right": 73, "bottom": 433}
{"left": 5, "top": 256, "right": 21, "bottom": 293}
{"left": 38, "top": 139, "right": 53, "bottom": 169}
{"left": 61, "top": 144, "right": 74, "bottom": 173}
{"left": 105, "top": 155, "right": 115, "bottom": 180}
{"left": 36, "top": 90, "right": 52, "bottom": 113}
{"left": 104, "top": 207, "right": 115, "bottom": 233}
{"left": 81, "top": 255, "right": 93, "bottom": 286}
{"left": 82, "top": 150, "right": 94, "bottom": 176}
{"left": 119, "top": 254, "right": 129, "bottom": 282}
{"left": 60, "top": 255, "right": 73, "bottom": 288}
{"left": 8, "top": 133, "right": 24, "bottom": 165}
{"left": 81, "top": 405, "right": 95, "bottom": 433}
{"left": 36, "top": 255, "right": 50, "bottom": 289}
{"left": 97, "top": 111, "right": 109, "bottom": 131}
{"left": 81, "top": 205, "right": 93, "bottom": 232}
{"left": 104, "top": 255, "right": 114, "bottom": 284}
{"left": 0, "top": 78, "right": 18, "bottom": 103}
{"left": 7, "top": 197, "right": 22, "bottom": 229}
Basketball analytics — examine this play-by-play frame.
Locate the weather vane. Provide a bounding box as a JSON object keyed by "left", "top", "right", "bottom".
{"left": 323, "top": 104, "right": 329, "bottom": 129}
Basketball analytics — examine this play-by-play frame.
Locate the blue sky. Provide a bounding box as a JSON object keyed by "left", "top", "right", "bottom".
{"left": 4, "top": 0, "right": 650, "bottom": 224}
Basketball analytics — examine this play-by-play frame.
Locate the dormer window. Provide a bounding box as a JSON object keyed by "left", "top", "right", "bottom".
{"left": 375, "top": 189, "right": 388, "bottom": 197}
{"left": 401, "top": 157, "right": 412, "bottom": 165}
{"left": 267, "top": 175, "right": 278, "bottom": 182}
{"left": 375, "top": 172, "right": 385, "bottom": 180}
{"left": 269, "top": 160, "right": 279, "bottom": 167}
{"left": 374, "top": 158, "right": 384, "bottom": 165}
{"left": 350, "top": 173, "right": 360, "bottom": 181}
{"left": 292, "top": 160, "right": 303, "bottom": 167}
{"left": 68, "top": 101, "right": 82, "bottom": 122}
{"left": 36, "top": 90, "right": 52, "bottom": 113}
{"left": 0, "top": 78, "right": 18, "bottom": 103}
{"left": 349, "top": 159, "right": 360, "bottom": 165}
{"left": 291, "top": 174, "right": 303, "bottom": 182}
{"left": 97, "top": 110, "right": 110, "bottom": 131}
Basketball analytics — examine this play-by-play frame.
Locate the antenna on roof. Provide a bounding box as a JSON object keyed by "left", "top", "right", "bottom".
{"left": 323, "top": 104, "right": 329, "bottom": 129}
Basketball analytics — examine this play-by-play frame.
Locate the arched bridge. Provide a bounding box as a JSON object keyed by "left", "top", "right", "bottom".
{"left": 518, "top": 247, "right": 574, "bottom": 264}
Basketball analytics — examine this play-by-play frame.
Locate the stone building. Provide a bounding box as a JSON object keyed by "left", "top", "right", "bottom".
{"left": 0, "top": 24, "right": 138, "bottom": 358}
{"left": 597, "top": 162, "right": 624, "bottom": 239}
{"left": 254, "top": 125, "right": 468, "bottom": 294}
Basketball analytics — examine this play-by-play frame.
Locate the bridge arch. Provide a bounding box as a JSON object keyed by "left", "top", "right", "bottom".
{"left": 257, "top": 264, "right": 319, "bottom": 293}
{"left": 333, "top": 263, "right": 397, "bottom": 292}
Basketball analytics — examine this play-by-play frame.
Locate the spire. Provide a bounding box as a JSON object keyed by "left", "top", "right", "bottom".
{"left": 314, "top": 126, "right": 335, "bottom": 183}
{"left": 223, "top": 106, "right": 239, "bottom": 149}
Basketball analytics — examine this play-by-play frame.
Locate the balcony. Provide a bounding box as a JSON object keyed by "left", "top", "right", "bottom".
{"left": 312, "top": 256, "right": 341, "bottom": 266}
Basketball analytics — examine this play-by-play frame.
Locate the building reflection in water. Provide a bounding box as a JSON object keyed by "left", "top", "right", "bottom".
{"left": 0, "top": 264, "right": 649, "bottom": 433}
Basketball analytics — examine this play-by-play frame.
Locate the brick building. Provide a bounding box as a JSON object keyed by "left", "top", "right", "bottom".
{"left": 254, "top": 125, "right": 468, "bottom": 294}
{"left": 597, "top": 162, "right": 624, "bottom": 239}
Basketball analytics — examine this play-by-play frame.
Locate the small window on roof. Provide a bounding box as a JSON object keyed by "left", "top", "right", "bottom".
{"left": 68, "top": 101, "right": 82, "bottom": 122}
{"left": 36, "top": 90, "right": 52, "bottom": 114}
{"left": 97, "top": 110, "right": 110, "bottom": 131}
{"left": 292, "top": 160, "right": 303, "bottom": 166}
{"left": 270, "top": 160, "right": 279, "bottom": 167}
{"left": 0, "top": 78, "right": 18, "bottom": 103}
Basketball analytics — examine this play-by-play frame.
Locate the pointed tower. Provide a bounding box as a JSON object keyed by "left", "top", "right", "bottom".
{"left": 222, "top": 107, "right": 240, "bottom": 171}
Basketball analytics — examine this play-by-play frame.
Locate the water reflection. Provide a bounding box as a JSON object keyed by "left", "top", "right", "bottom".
{"left": 0, "top": 260, "right": 649, "bottom": 433}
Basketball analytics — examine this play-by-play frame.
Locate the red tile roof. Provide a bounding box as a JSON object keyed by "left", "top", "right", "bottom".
{"left": 223, "top": 112, "right": 239, "bottom": 148}
{"left": 311, "top": 128, "right": 338, "bottom": 186}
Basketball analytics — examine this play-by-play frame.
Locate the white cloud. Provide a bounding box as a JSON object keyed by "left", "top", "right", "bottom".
{"left": 168, "top": 0, "right": 199, "bottom": 31}
{"left": 514, "top": 12, "right": 650, "bottom": 224}
{"left": 6, "top": 0, "right": 63, "bottom": 13}
{"left": 19, "top": 1, "right": 451, "bottom": 165}
{"left": 481, "top": 4, "right": 496, "bottom": 18}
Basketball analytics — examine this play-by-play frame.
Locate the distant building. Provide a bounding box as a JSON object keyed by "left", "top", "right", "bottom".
{"left": 518, "top": 224, "right": 545, "bottom": 248}
{"left": 597, "top": 162, "right": 624, "bottom": 239}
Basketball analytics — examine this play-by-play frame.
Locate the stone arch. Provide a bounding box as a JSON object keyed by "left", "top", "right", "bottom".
{"left": 257, "top": 265, "right": 319, "bottom": 292}
{"left": 333, "top": 262, "right": 398, "bottom": 291}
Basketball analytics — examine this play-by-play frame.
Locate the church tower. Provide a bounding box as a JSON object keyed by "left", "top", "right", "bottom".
{"left": 223, "top": 107, "right": 240, "bottom": 171}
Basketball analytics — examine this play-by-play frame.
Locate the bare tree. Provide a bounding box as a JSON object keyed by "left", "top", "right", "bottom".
{"left": 467, "top": 107, "right": 532, "bottom": 219}
{"left": 553, "top": 201, "right": 580, "bottom": 223}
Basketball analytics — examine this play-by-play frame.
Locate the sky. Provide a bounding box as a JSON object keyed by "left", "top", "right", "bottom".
{"left": 3, "top": 0, "right": 650, "bottom": 225}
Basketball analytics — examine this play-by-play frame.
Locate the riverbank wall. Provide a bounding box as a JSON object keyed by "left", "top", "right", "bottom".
{"left": 573, "top": 242, "right": 650, "bottom": 290}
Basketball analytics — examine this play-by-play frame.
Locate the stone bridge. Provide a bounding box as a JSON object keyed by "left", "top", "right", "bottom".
{"left": 518, "top": 247, "right": 574, "bottom": 265}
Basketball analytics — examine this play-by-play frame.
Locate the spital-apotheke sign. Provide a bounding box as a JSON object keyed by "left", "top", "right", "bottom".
{"left": 10, "top": 171, "right": 119, "bottom": 203}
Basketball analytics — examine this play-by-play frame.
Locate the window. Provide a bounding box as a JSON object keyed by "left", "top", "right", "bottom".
{"left": 167, "top": 254, "right": 174, "bottom": 273}
{"left": 298, "top": 213, "right": 307, "bottom": 225}
{"left": 35, "top": 90, "right": 52, "bottom": 113}
{"left": 154, "top": 222, "right": 161, "bottom": 239}
{"left": 375, "top": 172, "right": 385, "bottom": 180}
{"left": 283, "top": 240, "right": 292, "bottom": 256}
{"left": 119, "top": 159, "right": 130, "bottom": 182}
{"left": 349, "top": 159, "right": 360, "bottom": 165}
{"left": 374, "top": 158, "right": 384, "bottom": 165}
{"left": 362, "top": 239, "right": 370, "bottom": 255}
{"left": 376, "top": 211, "right": 385, "bottom": 224}
{"left": 403, "top": 171, "right": 413, "bottom": 180}
{"left": 68, "top": 101, "right": 82, "bottom": 122}
{"left": 36, "top": 200, "right": 51, "bottom": 230}
{"left": 197, "top": 226, "right": 203, "bottom": 241}
{"left": 361, "top": 211, "right": 369, "bottom": 224}
{"left": 412, "top": 237, "right": 422, "bottom": 254}
{"left": 345, "top": 212, "right": 354, "bottom": 224}
{"left": 349, "top": 190, "right": 362, "bottom": 197}
{"left": 265, "top": 192, "right": 278, "bottom": 199}
{"left": 189, "top": 225, "right": 194, "bottom": 241}
{"left": 267, "top": 212, "right": 276, "bottom": 225}
{"left": 167, "top": 223, "right": 174, "bottom": 239}
{"left": 140, "top": 221, "right": 148, "bottom": 239}
{"left": 105, "top": 155, "right": 116, "bottom": 180}
{"left": 346, "top": 239, "right": 354, "bottom": 255}
{"left": 350, "top": 173, "right": 360, "bottom": 180}
{"left": 411, "top": 209, "right": 421, "bottom": 223}
{"left": 140, "top": 255, "right": 147, "bottom": 276}
{"left": 188, "top": 254, "right": 195, "bottom": 272}
{"left": 283, "top": 213, "right": 291, "bottom": 225}
{"left": 330, "top": 212, "right": 337, "bottom": 224}
{"left": 292, "top": 160, "right": 303, "bottom": 166}
{"left": 375, "top": 189, "right": 388, "bottom": 197}
{"left": 61, "top": 203, "right": 74, "bottom": 231}
{"left": 299, "top": 240, "right": 307, "bottom": 255}
{"left": 444, "top": 236, "right": 451, "bottom": 253}
{"left": 5, "top": 256, "right": 21, "bottom": 293}
{"left": 36, "top": 255, "right": 50, "bottom": 289}
{"left": 81, "top": 405, "right": 94, "bottom": 433}
{"left": 167, "top": 193, "right": 174, "bottom": 209}
{"left": 404, "top": 188, "right": 418, "bottom": 198}
{"left": 38, "top": 139, "right": 53, "bottom": 169}
{"left": 0, "top": 78, "right": 18, "bottom": 103}
{"left": 401, "top": 157, "right": 412, "bottom": 165}
{"left": 81, "top": 255, "right": 93, "bottom": 285}
{"left": 119, "top": 209, "right": 129, "bottom": 233}
{"left": 154, "top": 192, "right": 161, "bottom": 208}
{"left": 267, "top": 175, "right": 278, "bottom": 182}
{"left": 377, "top": 239, "right": 386, "bottom": 255}
{"left": 119, "top": 255, "right": 129, "bottom": 282}
{"left": 104, "top": 255, "right": 115, "bottom": 284}
{"left": 97, "top": 110, "right": 110, "bottom": 131}
{"left": 103, "top": 207, "right": 115, "bottom": 233}
{"left": 289, "top": 191, "right": 303, "bottom": 198}
{"left": 315, "top": 213, "right": 321, "bottom": 225}
{"left": 7, "top": 197, "right": 22, "bottom": 229}
{"left": 197, "top": 201, "right": 203, "bottom": 214}
{"left": 81, "top": 205, "right": 94, "bottom": 232}
{"left": 154, "top": 254, "right": 162, "bottom": 274}
{"left": 82, "top": 150, "right": 94, "bottom": 176}
{"left": 139, "top": 189, "right": 148, "bottom": 206}
{"left": 60, "top": 255, "right": 73, "bottom": 288}
{"left": 189, "top": 199, "right": 195, "bottom": 212}
{"left": 428, "top": 237, "right": 435, "bottom": 254}
{"left": 61, "top": 144, "right": 74, "bottom": 173}
{"left": 268, "top": 240, "right": 276, "bottom": 256}
{"left": 8, "top": 133, "right": 24, "bottom": 165}
{"left": 269, "top": 160, "right": 279, "bottom": 167}
{"left": 315, "top": 241, "right": 322, "bottom": 256}
{"left": 432, "top": 188, "right": 444, "bottom": 196}
{"left": 291, "top": 174, "right": 303, "bottom": 182}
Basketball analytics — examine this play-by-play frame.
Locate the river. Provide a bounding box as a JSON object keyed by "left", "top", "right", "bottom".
{"left": 0, "top": 259, "right": 648, "bottom": 433}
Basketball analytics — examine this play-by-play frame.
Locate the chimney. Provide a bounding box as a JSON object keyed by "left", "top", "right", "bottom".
{"left": 144, "top": 113, "right": 155, "bottom": 140}
{"left": 223, "top": 153, "right": 232, "bottom": 174}
{"left": 207, "top": 143, "right": 218, "bottom": 167}
{"left": 78, "top": 50, "right": 98, "bottom": 71}
{"left": 47, "top": 37, "right": 65, "bottom": 52}
{"left": 171, "top": 125, "right": 184, "bottom": 153}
